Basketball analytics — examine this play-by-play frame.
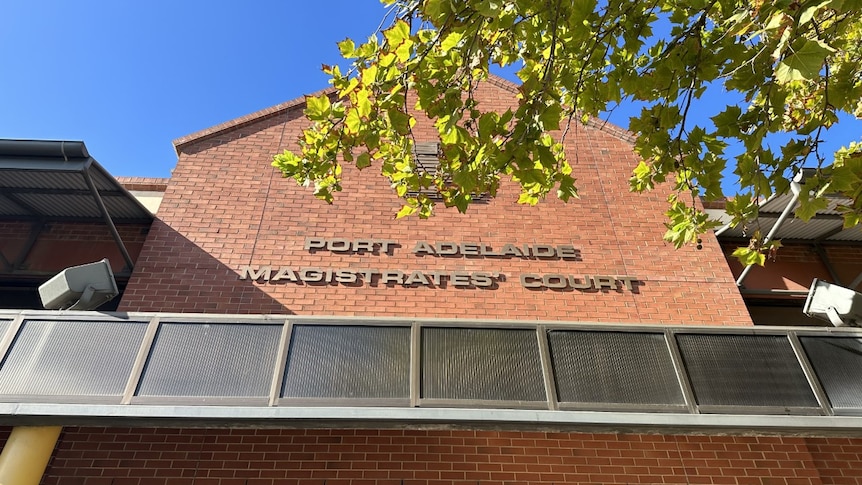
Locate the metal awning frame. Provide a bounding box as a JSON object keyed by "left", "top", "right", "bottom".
{"left": 734, "top": 173, "right": 804, "bottom": 287}
{"left": 0, "top": 140, "right": 155, "bottom": 272}
{"left": 713, "top": 171, "right": 862, "bottom": 292}
{"left": 1, "top": 309, "right": 862, "bottom": 435}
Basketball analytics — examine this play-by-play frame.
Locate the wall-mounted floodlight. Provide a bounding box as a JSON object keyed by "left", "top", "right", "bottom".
{"left": 38, "top": 259, "right": 119, "bottom": 311}
{"left": 803, "top": 278, "right": 862, "bottom": 327}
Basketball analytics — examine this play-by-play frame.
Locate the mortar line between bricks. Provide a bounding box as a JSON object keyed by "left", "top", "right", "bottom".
{"left": 249, "top": 116, "right": 288, "bottom": 265}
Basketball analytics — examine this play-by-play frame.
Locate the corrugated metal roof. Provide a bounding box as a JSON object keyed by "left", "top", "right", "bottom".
{"left": 0, "top": 170, "right": 90, "bottom": 190}
{"left": 717, "top": 193, "right": 862, "bottom": 243}
{"left": 826, "top": 225, "right": 862, "bottom": 242}
{"left": 760, "top": 192, "right": 852, "bottom": 216}
{"left": 0, "top": 140, "right": 153, "bottom": 223}
{"left": 770, "top": 218, "right": 845, "bottom": 241}
{"left": 15, "top": 193, "right": 101, "bottom": 219}
{"left": 0, "top": 194, "right": 27, "bottom": 216}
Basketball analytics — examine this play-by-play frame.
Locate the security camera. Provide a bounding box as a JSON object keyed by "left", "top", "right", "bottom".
{"left": 803, "top": 279, "right": 862, "bottom": 327}
{"left": 38, "top": 259, "right": 119, "bottom": 311}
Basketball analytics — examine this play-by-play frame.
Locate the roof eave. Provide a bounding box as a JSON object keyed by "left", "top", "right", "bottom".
{"left": 172, "top": 74, "right": 638, "bottom": 154}
{"left": 172, "top": 87, "right": 336, "bottom": 155}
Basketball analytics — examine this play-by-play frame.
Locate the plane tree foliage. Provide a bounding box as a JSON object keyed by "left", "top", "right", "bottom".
{"left": 273, "top": 0, "right": 862, "bottom": 263}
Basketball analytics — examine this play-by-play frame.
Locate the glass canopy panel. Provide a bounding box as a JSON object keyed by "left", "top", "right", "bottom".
{"left": 800, "top": 336, "right": 862, "bottom": 410}
{"left": 282, "top": 325, "right": 410, "bottom": 399}
{"left": 676, "top": 334, "right": 818, "bottom": 408}
{"left": 0, "top": 319, "right": 146, "bottom": 396}
{"left": 136, "top": 323, "right": 281, "bottom": 398}
{"left": 549, "top": 330, "right": 684, "bottom": 405}
{"left": 422, "top": 327, "right": 545, "bottom": 401}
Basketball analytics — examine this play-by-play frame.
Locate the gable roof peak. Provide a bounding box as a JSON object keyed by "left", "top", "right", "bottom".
{"left": 172, "top": 73, "right": 633, "bottom": 153}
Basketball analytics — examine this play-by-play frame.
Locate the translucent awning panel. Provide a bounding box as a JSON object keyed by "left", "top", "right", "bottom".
{"left": 282, "top": 325, "right": 410, "bottom": 399}
{"left": 136, "top": 323, "right": 281, "bottom": 397}
{"left": 0, "top": 319, "right": 146, "bottom": 397}
{"left": 677, "top": 334, "right": 818, "bottom": 409}
{"left": 550, "top": 330, "right": 684, "bottom": 406}
{"left": 422, "top": 327, "right": 545, "bottom": 402}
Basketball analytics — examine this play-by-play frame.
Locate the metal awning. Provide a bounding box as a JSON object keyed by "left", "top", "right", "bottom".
{"left": 710, "top": 170, "right": 862, "bottom": 290}
{"left": 2, "top": 309, "right": 862, "bottom": 434}
{"left": 0, "top": 140, "right": 155, "bottom": 271}
{"left": 0, "top": 140, "right": 153, "bottom": 224}
{"left": 714, "top": 194, "right": 862, "bottom": 244}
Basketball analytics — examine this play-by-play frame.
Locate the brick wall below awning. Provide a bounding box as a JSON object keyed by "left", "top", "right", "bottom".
{"left": 31, "top": 427, "right": 862, "bottom": 484}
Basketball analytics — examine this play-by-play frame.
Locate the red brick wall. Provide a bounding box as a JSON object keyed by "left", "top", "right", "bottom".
{"left": 120, "top": 80, "right": 750, "bottom": 325}
{"left": 0, "top": 221, "right": 149, "bottom": 275}
{"left": 39, "top": 427, "right": 862, "bottom": 484}
{"left": 722, "top": 243, "right": 862, "bottom": 293}
{"left": 115, "top": 177, "right": 170, "bottom": 192}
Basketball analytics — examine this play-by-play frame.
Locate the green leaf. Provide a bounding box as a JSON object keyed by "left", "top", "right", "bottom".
{"left": 799, "top": 1, "right": 832, "bottom": 25}
{"left": 384, "top": 20, "right": 411, "bottom": 47}
{"left": 556, "top": 174, "right": 579, "bottom": 202}
{"left": 842, "top": 209, "right": 862, "bottom": 228}
{"left": 356, "top": 152, "right": 371, "bottom": 169}
{"left": 395, "top": 204, "right": 417, "bottom": 219}
{"left": 422, "top": 0, "right": 448, "bottom": 22}
{"left": 711, "top": 105, "right": 742, "bottom": 138}
{"left": 451, "top": 193, "right": 470, "bottom": 213}
{"left": 355, "top": 90, "right": 372, "bottom": 118}
{"left": 272, "top": 151, "right": 302, "bottom": 173}
{"left": 775, "top": 40, "right": 836, "bottom": 83}
{"left": 475, "top": 0, "right": 502, "bottom": 17}
{"left": 388, "top": 109, "right": 411, "bottom": 135}
{"left": 395, "top": 39, "right": 413, "bottom": 62}
{"left": 630, "top": 161, "right": 653, "bottom": 191}
{"left": 361, "top": 64, "right": 378, "bottom": 86}
{"left": 517, "top": 192, "right": 540, "bottom": 205}
{"left": 337, "top": 38, "right": 356, "bottom": 58}
{"left": 795, "top": 196, "right": 830, "bottom": 221}
{"left": 344, "top": 109, "right": 362, "bottom": 133}
{"left": 477, "top": 112, "right": 498, "bottom": 139}
{"left": 283, "top": 0, "right": 862, "bottom": 239}
{"left": 441, "top": 32, "right": 463, "bottom": 53}
{"left": 304, "top": 95, "right": 331, "bottom": 121}
{"left": 732, "top": 247, "right": 766, "bottom": 266}
{"left": 537, "top": 103, "right": 562, "bottom": 131}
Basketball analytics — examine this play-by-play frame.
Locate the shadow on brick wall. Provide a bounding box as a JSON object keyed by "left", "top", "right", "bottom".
{"left": 119, "top": 220, "right": 293, "bottom": 315}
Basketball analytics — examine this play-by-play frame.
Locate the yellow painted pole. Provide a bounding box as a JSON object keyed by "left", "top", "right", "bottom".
{"left": 0, "top": 426, "right": 62, "bottom": 485}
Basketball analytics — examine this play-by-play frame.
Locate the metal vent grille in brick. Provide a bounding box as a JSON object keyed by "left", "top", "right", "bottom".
{"left": 676, "top": 334, "right": 818, "bottom": 408}
{"left": 409, "top": 142, "right": 488, "bottom": 201}
{"left": 282, "top": 325, "right": 410, "bottom": 399}
{"left": 549, "top": 330, "right": 684, "bottom": 405}
{"left": 136, "top": 323, "right": 281, "bottom": 398}
{"left": 800, "top": 336, "right": 862, "bottom": 410}
{"left": 0, "top": 319, "right": 146, "bottom": 397}
{"left": 422, "top": 327, "right": 545, "bottom": 401}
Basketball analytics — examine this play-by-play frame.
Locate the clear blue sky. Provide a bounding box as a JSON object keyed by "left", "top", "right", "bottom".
{"left": 0, "top": 1, "right": 390, "bottom": 178}
{"left": 2, "top": 1, "right": 859, "bottom": 192}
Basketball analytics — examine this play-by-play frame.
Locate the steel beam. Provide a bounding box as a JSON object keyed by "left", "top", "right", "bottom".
{"left": 81, "top": 165, "right": 135, "bottom": 272}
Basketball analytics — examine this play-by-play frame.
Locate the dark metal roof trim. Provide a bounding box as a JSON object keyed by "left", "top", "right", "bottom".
{"left": 0, "top": 139, "right": 89, "bottom": 160}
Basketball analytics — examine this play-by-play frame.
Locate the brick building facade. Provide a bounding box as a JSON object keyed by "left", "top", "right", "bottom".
{"left": 2, "top": 78, "right": 862, "bottom": 484}
{"left": 120, "top": 78, "right": 751, "bottom": 324}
